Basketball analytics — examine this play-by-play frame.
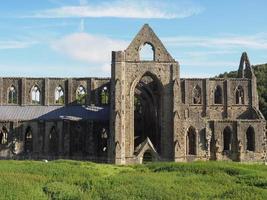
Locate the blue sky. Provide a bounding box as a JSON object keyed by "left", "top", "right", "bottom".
{"left": 0, "top": 0, "right": 267, "bottom": 78}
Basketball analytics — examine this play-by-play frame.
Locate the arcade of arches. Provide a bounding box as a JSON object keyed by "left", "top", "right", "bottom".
{"left": 0, "top": 24, "right": 265, "bottom": 164}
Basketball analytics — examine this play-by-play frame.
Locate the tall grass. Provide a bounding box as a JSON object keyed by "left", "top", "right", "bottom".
{"left": 0, "top": 160, "right": 266, "bottom": 200}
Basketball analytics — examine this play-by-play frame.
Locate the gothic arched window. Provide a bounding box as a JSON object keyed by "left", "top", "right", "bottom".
{"left": 187, "top": 126, "right": 196, "bottom": 155}
{"left": 139, "top": 43, "right": 155, "bottom": 61}
{"left": 24, "top": 126, "right": 33, "bottom": 153}
{"left": 246, "top": 126, "right": 255, "bottom": 151}
{"left": 192, "top": 85, "right": 202, "bottom": 104}
{"left": 49, "top": 126, "right": 59, "bottom": 155}
{"left": 0, "top": 126, "right": 8, "bottom": 145}
{"left": 100, "top": 86, "right": 109, "bottom": 105}
{"left": 8, "top": 85, "right": 17, "bottom": 104}
{"left": 214, "top": 85, "right": 222, "bottom": 104}
{"left": 223, "top": 127, "right": 232, "bottom": 151}
{"left": 55, "top": 85, "right": 64, "bottom": 104}
{"left": 235, "top": 86, "right": 244, "bottom": 104}
{"left": 31, "top": 85, "right": 41, "bottom": 104}
{"left": 76, "top": 85, "right": 86, "bottom": 104}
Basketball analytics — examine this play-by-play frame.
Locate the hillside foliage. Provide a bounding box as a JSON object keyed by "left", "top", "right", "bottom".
{"left": 218, "top": 63, "right": 267, "bottom": 119}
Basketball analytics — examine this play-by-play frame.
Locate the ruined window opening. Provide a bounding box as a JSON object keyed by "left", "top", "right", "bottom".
{"left": 192, "top": 85, "right": 202, "bottom": 104}
{"left": 8, "top": 85, "right": 17, "bottom": 104}
{"left": 76, "top": 85, "right": 86, "bottom": 104}
{"left": 214, "top": 85, "right": 222, "bottom": 104}
{"left": 55, "top": 86, "right": 64, "bottom": 104}
{"left": 24, "top": 126, "right": 33, "bottom": 153}
{"left": 187, "top": 127, "right": 196, "bottom": 155}
{"left": 246, "top": 126, "right": 255, "bottom": 151}
{"left": 139, "top": 43, "right": 155, "bottom": 61}
{"left": 0, "top": 126, "right": 8, "bottom": 145}
{"left": 235, "top": 86, "right": 244, "bottom": 104}
{"left": 100, "top": 128, "right": 108, "bottom": 152}
{"left": 100, "top": 86, "right": 109, "bottom": 105}
{"left": 31, "top": 85, "right": 41, "bottom": 104}
{"left": 49, "top": 126, "right": 59, "bottom": 154}
{"left": 223, "top": 127, "right": 232, "bottom": 151}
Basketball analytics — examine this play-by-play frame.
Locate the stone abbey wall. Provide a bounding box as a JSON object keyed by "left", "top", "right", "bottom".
{"left": 0, "top": 77, "right": 110, "bottom": 106}
{"left": 0, "top": 24, "right": 266, "bottom": 164}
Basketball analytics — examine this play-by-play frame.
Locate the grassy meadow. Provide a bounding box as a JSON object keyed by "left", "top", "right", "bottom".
{"left": 0, "top": 160, "right": 266, "bottom": 200}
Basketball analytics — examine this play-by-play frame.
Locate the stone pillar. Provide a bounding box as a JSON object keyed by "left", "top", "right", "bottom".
{"left": 57, "top": 121, "right": 63, "bottom": 155}
{"left": 21, "top": 78, "right": 26, "bottom": 105}
{"left": 63, "top": 120, "right": 70, "bottom": 156}
{"left": 86, "top": 79, "right": 92, "bottom": 105}
{"left": 184, "top": 79, "right": 188, "bottom": 105}
{"left": 225, "top": 80, "right": 232, "bottom": 119}
{"left": 67, "top": 78, "right": 72, "bottom": 104}
{"left": 44, "top": 78, "right": 49, "bottom": 106}
{"left": 44, "top": 122, "right": 51, "bottom": 154}
{"left": 205, "top": 79, "right": 209, "bottom": 117}
{"left": 38, "top": 121, "right": 45, "bottom": 155}
{"left": 87, "top": 121, "right": 95, "bottom": 157}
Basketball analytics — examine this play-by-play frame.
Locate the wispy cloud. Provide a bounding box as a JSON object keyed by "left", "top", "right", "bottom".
{"left": 164, "top": 33, "right": 267, "bottom": 49}
{"left": 51, "top": 32, "right": 128, "bottom": 64}
{"left": 0, "top": 41, "right": 37, "bottom": 50}
{"left": 27, "top": 0, "right": 204, "bottom": 19}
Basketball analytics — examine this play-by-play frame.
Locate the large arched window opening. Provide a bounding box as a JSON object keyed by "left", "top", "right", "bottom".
{"left": 187, "top": 126, "right": 196, "bottom": 155}
{"left": 97, "top": 127, "right": 108, "bottom": 158}
{"left": 24, "top": 126, "right": 33, "bottom": 153}
{"left": 8, "top": 85, "right": 18, "bottom": 104}
{"left": 49, "top": 126, "right": 59, "bottom": 155}
{"left": 100, "top": 86, "right": 109, "bottom": 105}
{"left": 235, "top": 86, "right": 244, "bottom": 104}
{"left": 134, "top": 73, "right": 162, "bottom": 154}
{"left": 223, "top": 127, "right": 232, "bottom": 151}
{"left": 214, "top": 85, "right": 222, "bottom": 104}
{"left": 246, "top": 126, "right": 255, "bottom": 151}
{"left": 31, "top": 85, "right": 41, "bottom": 104}
{"left": 0, "top": 126, "right": 8, "bottom": 145}
{"left": 76, "top": 85, "right": 86, "bottom": 104}
{"left": 139, "top": 43, "right": 155, "bottom": 61}
{"left": 192, "top": 85, "right": 202, "bottom": 104}
{"left": 55, "top": 85, "right": 64, "bottom": 104}
{"left": 70, "top": 123, "right": 85, "bottom": 156}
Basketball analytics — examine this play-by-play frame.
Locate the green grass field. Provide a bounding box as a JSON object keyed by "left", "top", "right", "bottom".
{"left": 0, "top": 160, "right": 266, "bottom": 200}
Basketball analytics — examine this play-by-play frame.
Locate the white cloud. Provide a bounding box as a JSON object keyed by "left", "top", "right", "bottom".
{"left": 27, "top": 0, "right": 204, "bottom": 19}
{"left": 0, "top": 41, "right": 36, "bottom": 50}
{"left": 163, "top": 33, "right": 267, "bottom": 49}
{"left": 51, "top": 32, "right": 128, "bottom": 64}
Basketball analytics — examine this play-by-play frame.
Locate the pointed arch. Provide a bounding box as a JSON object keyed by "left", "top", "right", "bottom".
{"left": 0, "top": 126, "right": 8, "bottom": 145}
{"left": 55, "top": 85, "right": 64, "bottom": 104}
{"left": 223, "top": 126, "right": 232, "bottom": 151}
{"left": 24, "top": 126, "right": 33, "bottom": 153}
{"left": 76, "top": 85, "right": 86, "bottom": 104}
{"left": 31, "top": 85, "right": 41, "bottom": 104}
{"left": 139, "top": 42, "right": 155, "bottom": 61}
{"left": 187, "top": 126, "right": 196, "bottom": 155}
{"left": 49, "top": 126, "right": 59, "bottom": 155}
{"left": 214, "top": 85, "right": 222, "bottom": 104}
{"left": 192, "top": 85, "right": 202, "bottom": 104}
{"left": 235, "top": 85, "right": 244, "bottom": 104}
{"left": 8, "top": 85, "right": 18, "bottom": 104}
{"left": 246, "top": 126, "right": 255, "bottom": 151}
{"left": 100, "top": 85, "right": 109, "bottom": 105}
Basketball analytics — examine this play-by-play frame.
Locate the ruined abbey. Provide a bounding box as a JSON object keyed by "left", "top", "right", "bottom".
{"left": 0, "top": 24, "right": 266, "bottom": 164}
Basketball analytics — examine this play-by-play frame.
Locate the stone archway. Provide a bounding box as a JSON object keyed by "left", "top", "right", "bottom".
{"left": 133, "top": 72, "right": 162, "bottom": 156}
